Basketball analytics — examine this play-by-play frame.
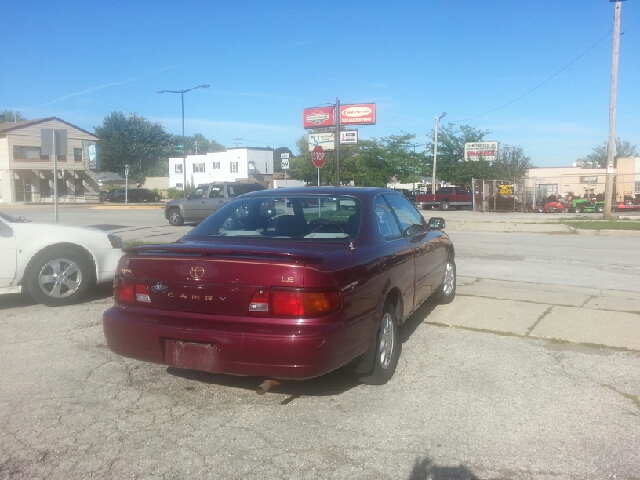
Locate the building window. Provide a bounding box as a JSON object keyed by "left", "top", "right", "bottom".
{"left": 176, "top": 183, "right": 183, "bottom": 189}
{"left": 212, "top": 162, "right": 220, "bottom": 169}
{"left": 175, "top": 164, "right": 183, "bottom": 174}
{"left": 635, "top": 181, "right": 640, "bottom": 194}
{"left": 230, "top": 162, "right": 238, "bottom": 173}
{"left": 74, "top": 148, "right": 83, "bottom": 162}
{"left": 13, "top": 146, "right": 48, "bottom": 160}
{"left": 193, "top": 163, "right": 205, "bottom": 173}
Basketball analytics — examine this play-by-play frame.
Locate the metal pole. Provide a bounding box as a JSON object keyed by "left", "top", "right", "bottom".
{"left": 53, "top": 130, "right": 58, "bottom": 222}
{"left": 431, "top": 113, "right": 446, "bottom": 196}
{"left": 604, "top": 0, "right": 622, "bottom": 219}
{"left": 335, "top": 98, "right": 340, "bottom": 186}
{"left": 181, "top": 91, "right": 187, "bottom": 198}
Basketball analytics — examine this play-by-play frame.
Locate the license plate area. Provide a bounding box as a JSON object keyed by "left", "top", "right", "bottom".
{"left": 164, "top": 339, "right": 219, "bottom": 373}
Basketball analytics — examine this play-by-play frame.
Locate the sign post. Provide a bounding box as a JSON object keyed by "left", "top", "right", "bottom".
{"left": 281, "top": 153, "right": 290, "bottom": 187}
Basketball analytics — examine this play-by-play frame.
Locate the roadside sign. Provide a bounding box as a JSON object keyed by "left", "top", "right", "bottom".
{"left": 312, "top": 146, "right": 326, "bottom": 168}
{"left": 281, "top": 159, "right": 290, "bottom": 170}
{"left": 340, "top": 131, "right": 358, "bottom": 144}
{"left": 308, "top": 133, "right": 335, "bottom": 151}
{"left": 281, "top": 153, "right": 289, "bottom": 159}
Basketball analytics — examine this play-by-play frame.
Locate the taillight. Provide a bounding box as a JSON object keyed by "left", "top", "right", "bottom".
{"left": 113, "top": 278, "right": 151, "bottom": 306}
{"left": 271, "top": 289, "right": 341, "bottom": 317}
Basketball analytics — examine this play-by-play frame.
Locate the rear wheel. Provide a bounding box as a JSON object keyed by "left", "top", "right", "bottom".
{"left": 439, "top": 200, "right": 450, "bottom": 211}
{"left": 26, "top": 247, "right": 93, "bottom": 306}
{"left": 359, "top": 302, "right": 401, "bottom": 385}
{"left": 430, "top": 256, "right": 456, "bottom": 304}
{"left": 168, "top": 208, "right": 184, "bottom": 226}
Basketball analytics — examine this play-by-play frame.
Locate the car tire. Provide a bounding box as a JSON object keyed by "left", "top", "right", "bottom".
{"left": 168, "top": 208, "right": 184, "bottom": 226}
{"left": 537, "top": 205, "right": 545, "bottom": 213}
{"left": 596, "top": 204, "right": 604, "bottom": 213}
{"left": 358, "top": 302, "right": 401, "bottom": 385}
{"left": 429, "top": 255, "right": 456, "bottom": 304}
{"left": 26, "top": 247, "right": 93, "bottom": 306}
{"left": 439, "top": 200, "right": 450, "bottom": 211}
{"left": 576, "top": 205, "right": 583, "bottom": 213}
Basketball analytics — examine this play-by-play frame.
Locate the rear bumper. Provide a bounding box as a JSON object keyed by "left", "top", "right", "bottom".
{"left": 103, "top": 306, "right": 366, "bottom": 380}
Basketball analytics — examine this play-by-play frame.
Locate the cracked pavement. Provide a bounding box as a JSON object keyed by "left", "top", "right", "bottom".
{"left": 1, "top": 209, "right": 639, "bottom": 479}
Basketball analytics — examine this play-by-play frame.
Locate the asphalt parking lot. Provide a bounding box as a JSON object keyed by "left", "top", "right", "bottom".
{"left": 1, "top": 206, "right": 639, "bottom": 479}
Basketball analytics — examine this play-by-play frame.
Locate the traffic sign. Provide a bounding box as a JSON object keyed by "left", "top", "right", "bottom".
{"left": 312, "top": 145, "right": 326, "bottom": 168}
{"left": 281, "top": 153, "right": 289, "bottom": 159}
{"left": 281, "top": 159, "right": 290, "bottom": 170}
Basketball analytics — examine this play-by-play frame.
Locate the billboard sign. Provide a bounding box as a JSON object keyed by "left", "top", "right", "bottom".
{"left": 580, "top": 176, "right": 598, "bottom": 183}
{"left": 340, "top": 104, "right": 376, "bottom": 125}
{"left": 303, "top": 103, "right": 376, "bottom": 128}
{"left": 464, "top": 141, "right": 499, "bottom": 162}
{"left": 303, "top": 107, "right": 335, "bottom": 128}
{"left": 308, "top": 133, "right": 335, "bottom": 151}
{"left": 340, "top": 130, "right": 358, "bottom": 144}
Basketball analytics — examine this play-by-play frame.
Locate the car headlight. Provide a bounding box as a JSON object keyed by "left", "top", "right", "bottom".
{"left": 108, "top": 234, "right": 124, "bottom": 249}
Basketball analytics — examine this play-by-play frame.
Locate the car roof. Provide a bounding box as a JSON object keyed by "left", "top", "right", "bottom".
{"left": 242, "top": 186, "right": 398, "bottom": 200}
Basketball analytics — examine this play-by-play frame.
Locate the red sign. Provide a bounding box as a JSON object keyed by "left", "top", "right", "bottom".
{"left": 303, "top": 103, "right": 377, "bottom": 128}
{"left": 340, "top": 104, "right": 376, "bottom": 125}
{"left": 312, "top": 146, "right": 326, "bottom": 168}
{"left": 303, "top": 107, "right": 335, "bottom": 128}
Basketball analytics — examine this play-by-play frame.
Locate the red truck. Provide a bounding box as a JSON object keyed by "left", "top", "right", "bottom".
{"left": 416, "top": 186, "right": 473, "bottom": 210}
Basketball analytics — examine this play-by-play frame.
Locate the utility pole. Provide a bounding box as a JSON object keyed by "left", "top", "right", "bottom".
{"left": 603, "top": 0, "right": 624, "bottom": 219}
{"left": 431, "top": 112, "right": 446, "bottom": 195}
{"left": 335, "top": 98, "right": 341, "bottom": 186}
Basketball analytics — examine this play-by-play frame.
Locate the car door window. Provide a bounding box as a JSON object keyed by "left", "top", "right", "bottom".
{"left": 382, "top": 193, "right": 425, "bottom": 236}
{"left": 374, "top": 195, "right": 402, "bottom": 240}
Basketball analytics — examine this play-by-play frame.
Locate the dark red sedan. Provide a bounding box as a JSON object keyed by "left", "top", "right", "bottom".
{"left": 103, "top": 187, "right": 456, "bottom": 385}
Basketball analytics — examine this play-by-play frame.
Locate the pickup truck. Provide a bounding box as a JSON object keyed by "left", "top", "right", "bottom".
{"left": 416, "top": 186, "right": 473, "bottom": 210}
{"left": 165, "top": 181, "right": 265, "bottom": 226}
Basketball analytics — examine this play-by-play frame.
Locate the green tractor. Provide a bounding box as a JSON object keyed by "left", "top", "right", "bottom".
{"left": 572, "top": 198, "right": 604, "bottom": 213}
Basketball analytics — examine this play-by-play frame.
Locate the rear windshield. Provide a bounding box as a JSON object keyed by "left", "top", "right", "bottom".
{"left": 186, "top": 195, "right": 361, "bottom": 240}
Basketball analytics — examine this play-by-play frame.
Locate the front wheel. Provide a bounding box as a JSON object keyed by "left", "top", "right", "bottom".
{"left": 168, "top": 208, "right": 184, "bottom": 226}
{"left": 537, "top": 205, "right": 545, "bottom": 213}
{"left": 26, "top": 247, "right": 93, "bottom": 306}
{"left": 596, "top": 204, "right": 604, "bottom": 213}
{"left": 358, "top": 302, "right": 401, "bottom": 385}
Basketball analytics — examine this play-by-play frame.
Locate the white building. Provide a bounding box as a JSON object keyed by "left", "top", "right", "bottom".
{"left": 169, "top": 147, "right": 273, "bottom": 189}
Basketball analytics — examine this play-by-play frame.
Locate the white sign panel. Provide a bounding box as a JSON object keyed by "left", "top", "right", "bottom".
{"left": 464, "top": 141, "right": 499, "bottom": 162}
{"left": 340, "top": 130, "right": 358, "bottom": 145}
{"left": 281, "top": 159, "right": 290, "bottom": 170}
{"left": 308, "top": 133, "right": 335, "bottom": 151}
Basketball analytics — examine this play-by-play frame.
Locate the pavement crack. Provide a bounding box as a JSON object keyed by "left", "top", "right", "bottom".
{"left": 599, "top": 383, "right": 640, "bottom": 415}
{"left": 526, "top": 306, "right": 553, "bottom": 337}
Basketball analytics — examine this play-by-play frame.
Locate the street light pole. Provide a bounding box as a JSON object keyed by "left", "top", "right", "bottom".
{"left": 157, "top": 84, "right": 209, "bottom": 197}
{"left": 431, "top": 112, "right": 446, "bottom": 195}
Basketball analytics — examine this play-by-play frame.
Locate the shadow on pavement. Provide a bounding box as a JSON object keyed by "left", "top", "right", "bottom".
{"left": 409, "top": 456, "right": 480, "bottom": 480}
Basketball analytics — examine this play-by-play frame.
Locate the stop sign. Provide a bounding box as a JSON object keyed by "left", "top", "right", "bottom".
{"left": 312, "top": 145, "right": 326, "bottom": 168}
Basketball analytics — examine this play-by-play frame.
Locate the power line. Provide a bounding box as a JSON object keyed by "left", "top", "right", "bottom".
{"left": 452, "top": 30, "right": 615, "bottom": 124}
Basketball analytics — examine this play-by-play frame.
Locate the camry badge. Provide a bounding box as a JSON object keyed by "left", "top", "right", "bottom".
{"left": 190, "top": 266, "right": 205, "bottom": 279}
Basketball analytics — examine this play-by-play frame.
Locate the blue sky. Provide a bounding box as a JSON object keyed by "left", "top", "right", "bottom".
{"left": 2, "top": 0, "right": 639, "bottom": 167}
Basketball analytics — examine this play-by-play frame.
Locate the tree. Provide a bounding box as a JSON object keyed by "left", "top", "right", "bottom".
{"left": 583, "top": 139, "right": 638, "bottom": 168}
{"left": 0, "top": 110, "right": 26, "bottom": 123}
{"left": 425, "top": 124, "right": 490, "bottom": 182}
{"left": 175, "top": 133, "right": 226, "bottom": 155}
{"left": 94, "top": 112, "right": 174, "bottom": 184}
{"left": 446, "top": 145, "right": 533, "bottom": 188}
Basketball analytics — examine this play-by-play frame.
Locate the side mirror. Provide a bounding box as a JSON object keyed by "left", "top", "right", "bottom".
{"left": 428, "top": 217, "right": 446, "bottom": 230}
